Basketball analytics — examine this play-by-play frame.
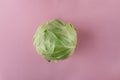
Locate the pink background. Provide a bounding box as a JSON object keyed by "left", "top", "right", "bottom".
{"left": 0, "top": 0, "right": 120, "bottom": 80}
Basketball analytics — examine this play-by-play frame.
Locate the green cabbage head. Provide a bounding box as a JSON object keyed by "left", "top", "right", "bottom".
{"left": 33, "top": 19, "right": 77, "bottom": 62}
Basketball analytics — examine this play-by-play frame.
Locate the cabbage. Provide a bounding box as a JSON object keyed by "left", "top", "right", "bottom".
{"left": 33, "top": 19, "right": 77, "bottom": 62}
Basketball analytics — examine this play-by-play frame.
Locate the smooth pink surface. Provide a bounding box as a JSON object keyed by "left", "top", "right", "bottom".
{"left": 0, "top": 0, "right": 120, "bottom": 80}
